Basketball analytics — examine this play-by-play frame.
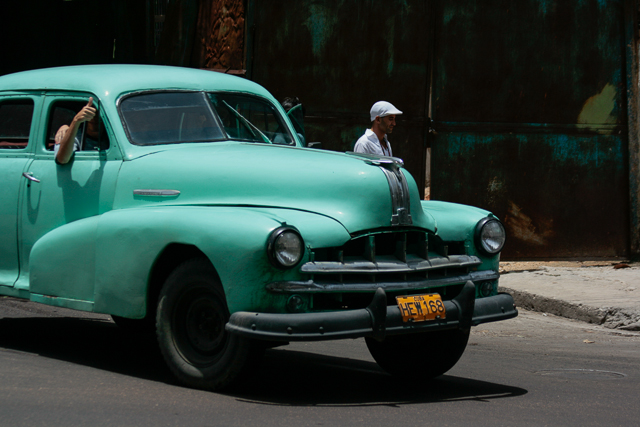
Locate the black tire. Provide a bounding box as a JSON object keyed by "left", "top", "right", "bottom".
{"left": 156, "top": 258, "right": 262, "bottom": 391}
{"left": 365, "top": 328, "right": 470, "bottom": 379}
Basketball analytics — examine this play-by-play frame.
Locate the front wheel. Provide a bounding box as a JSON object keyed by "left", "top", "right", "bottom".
{"left": 156, "top": 258, "right": 262, "bottom": 391}
{"left": 365, "top": 328, "right": 470, "bottom": 379}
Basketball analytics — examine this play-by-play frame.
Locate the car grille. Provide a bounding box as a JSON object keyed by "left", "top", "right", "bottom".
{"left": 303, "top": 231, "right": 474, "bottom": 283}
{"left": 266, "top": 231, "right": 497, "bottom": 310}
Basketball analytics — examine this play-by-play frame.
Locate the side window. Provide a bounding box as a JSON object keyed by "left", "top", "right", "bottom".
{"left": 46, "top": 100, "right": 110, "bottom": 152}
{"left": 0, "top": 99, "right": 34, "bottom": 150}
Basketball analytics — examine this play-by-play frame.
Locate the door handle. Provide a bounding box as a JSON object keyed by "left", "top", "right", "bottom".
{"left": 22, "top": 172, "right": 41, "bottom": 183}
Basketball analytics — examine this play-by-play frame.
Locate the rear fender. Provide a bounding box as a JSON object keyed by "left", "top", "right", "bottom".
{"left": 29, "top": 216, "right": 100, "bottom": 307}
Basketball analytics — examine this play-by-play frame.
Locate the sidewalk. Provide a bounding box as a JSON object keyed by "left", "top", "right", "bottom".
{"left": 498, "top": 261, "right": 640, "bottom": 331}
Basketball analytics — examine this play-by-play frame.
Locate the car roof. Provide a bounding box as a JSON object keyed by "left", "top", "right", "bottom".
{"left": 0, "top": 64, "right": 273, "bottom": 102}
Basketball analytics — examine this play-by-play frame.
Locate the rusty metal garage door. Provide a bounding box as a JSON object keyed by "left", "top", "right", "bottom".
{"left": 430, "top": 0, "right": 631, "bottom": 258}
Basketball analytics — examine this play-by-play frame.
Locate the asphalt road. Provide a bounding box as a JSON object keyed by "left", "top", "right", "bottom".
{"left": 1, "top": 296, "right": 639, "bottom": 427}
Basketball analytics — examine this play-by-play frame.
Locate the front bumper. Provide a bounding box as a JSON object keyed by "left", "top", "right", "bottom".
{"left": 226, "top": 281, "right": 517, "bottom": 342}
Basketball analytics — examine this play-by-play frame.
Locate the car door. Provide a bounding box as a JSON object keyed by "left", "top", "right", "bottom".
{"left": 16, "top": 92, "right": 122, "bottom": 301}
{"left": 0, "top": 94, "right": 40, "bottom": 288}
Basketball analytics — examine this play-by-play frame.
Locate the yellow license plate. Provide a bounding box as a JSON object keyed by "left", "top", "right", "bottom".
{"left": 396, "top": 294, "right": 446, "bottom": 322}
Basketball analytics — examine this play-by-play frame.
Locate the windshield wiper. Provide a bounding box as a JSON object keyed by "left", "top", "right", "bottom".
{"left": 221, "top": 100, "right": 271, "bottom": 144}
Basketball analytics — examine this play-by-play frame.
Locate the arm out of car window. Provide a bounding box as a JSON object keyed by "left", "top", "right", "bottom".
{"left": 55, "top": 98, "right": 96, "bottom": 164}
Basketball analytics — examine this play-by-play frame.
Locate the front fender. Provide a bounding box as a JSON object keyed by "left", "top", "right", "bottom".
{"left": 92, "top": 206, "right": 350, "bottom": 317}
{"left": 422, "top": 200, "right": 500, "bottom": 270}
{"left": 422, "top": 200, "right": 492, "bottom": 242}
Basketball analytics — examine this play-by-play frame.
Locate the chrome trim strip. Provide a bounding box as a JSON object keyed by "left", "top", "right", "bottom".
{"left": 378, "top": 165, "right": 412, "bottom": 226}
{"left": 344, "top": 152, "right": 412, "bottom": 225}
{"left": 266, "top": 270, "right": 499, "bottom": 293}
{"left": 133, "top": 189, "right": 181, "bottom": 196}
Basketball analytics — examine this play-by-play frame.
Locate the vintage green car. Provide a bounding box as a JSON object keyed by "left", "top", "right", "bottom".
{"left": 0, "top": 65, "right": 516, "bottom": 390}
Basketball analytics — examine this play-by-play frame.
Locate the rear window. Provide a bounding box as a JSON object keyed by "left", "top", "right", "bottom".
{"left": 0, "top": 100, "right": 34, "bottom": 149}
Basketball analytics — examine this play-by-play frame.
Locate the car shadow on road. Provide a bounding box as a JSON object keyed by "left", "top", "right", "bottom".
{"left": 0, "top": 316, "right": 174, "bottom": 384}
{"left": 0, "top": 316, "right": 527, "bottom": 405}
{"left": 232, "top": 348, "right": 528, "bottom": 406}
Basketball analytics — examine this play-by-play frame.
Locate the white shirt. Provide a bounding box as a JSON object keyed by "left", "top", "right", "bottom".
{"left": 54, "top": 134, "right": 81, "bottom": 156}
{"left": 353, "top": 129, "right": 392, "bottom": 156}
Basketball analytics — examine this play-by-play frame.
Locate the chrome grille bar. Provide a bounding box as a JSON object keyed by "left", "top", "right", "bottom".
{"left": 301, "top": 254, "right": 481, "bottom": 275}
{"left": 267, "top": 269, "right": 498, "bottom": 293}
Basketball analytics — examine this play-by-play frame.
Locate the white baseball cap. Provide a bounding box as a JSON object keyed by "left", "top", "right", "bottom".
{"left": 370, "top": 101, "right": 403, "bottom": 121}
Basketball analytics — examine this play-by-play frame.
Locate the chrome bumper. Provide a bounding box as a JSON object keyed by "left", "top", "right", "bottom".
{"left": 226, "top": 281, "right": 517, "bottom": 342}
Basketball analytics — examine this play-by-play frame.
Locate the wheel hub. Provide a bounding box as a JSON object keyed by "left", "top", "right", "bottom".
{"left": 184, "top": 294, "right": 225, "bottom": 354}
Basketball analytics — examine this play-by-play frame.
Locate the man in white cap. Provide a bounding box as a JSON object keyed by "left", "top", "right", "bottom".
{"left": 353, "top": 101, "right": 403, "bottom": 156}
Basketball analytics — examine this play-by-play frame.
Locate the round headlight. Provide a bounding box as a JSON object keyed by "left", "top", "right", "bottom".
{"left": 268, "top": 227, "right": 304, "bottom": 268}
{"left": 475, "top": 218, "right": 506, "bottom": 255}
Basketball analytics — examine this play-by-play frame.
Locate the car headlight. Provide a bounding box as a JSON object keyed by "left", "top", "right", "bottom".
{"left": 267, "top": 227, "right": 304, "bottom": 268}
{"left": 475, "top": 218, "right": 506, "bottom": 255}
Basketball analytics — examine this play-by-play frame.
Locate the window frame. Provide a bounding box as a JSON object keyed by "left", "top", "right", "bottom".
{"left": 37, "top": 92, "right": 114, "bottom": 160}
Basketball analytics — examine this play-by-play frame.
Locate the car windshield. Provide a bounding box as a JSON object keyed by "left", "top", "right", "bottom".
{"left": 119, "top": 91, "right": 294, "bottom": 146}
{"left": 208, "top": 93, "right": 294, "bottom": 145}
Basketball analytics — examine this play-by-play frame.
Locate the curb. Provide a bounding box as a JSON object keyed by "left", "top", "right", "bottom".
{"left": 498, "top": 287, "right": 640, "bottom": 331}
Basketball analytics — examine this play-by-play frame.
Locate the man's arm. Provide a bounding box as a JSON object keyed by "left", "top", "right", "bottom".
{"left": 55, "top": 97, "right": 96, "bottom": 164}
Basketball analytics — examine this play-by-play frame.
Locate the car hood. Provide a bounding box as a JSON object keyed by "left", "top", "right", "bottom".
{"left": 113, "top": 143, "right": 435, "bottom": 234}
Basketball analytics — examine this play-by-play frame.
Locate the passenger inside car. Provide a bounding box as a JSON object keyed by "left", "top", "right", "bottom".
{"left": 49, "top": 98, "right": 109, "bottom": 163}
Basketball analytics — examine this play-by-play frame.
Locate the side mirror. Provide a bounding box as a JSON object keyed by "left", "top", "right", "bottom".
{"left": 307, "top": 141, "right": 322, "bottom": 149}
